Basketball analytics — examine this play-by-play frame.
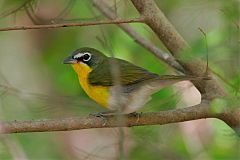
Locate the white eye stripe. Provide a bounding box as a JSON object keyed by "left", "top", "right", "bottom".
{"left": 73, "top": 52, "right": 92, "bottom": 61}
{"left": 73, "top": 53, "right": 84, "bottom": 59}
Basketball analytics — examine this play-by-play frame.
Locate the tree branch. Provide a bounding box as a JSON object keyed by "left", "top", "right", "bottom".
{"left": 130, "top": 0, "right": 225, "bottom": 99}
{"left": 1, "top": 102, "right": 222, "bottom": 134}
{"left": 0, "top": 0, "right": 238, "bottom": 135}
{"left": 130, "top": 0, "right": 240, "bottom": 130}
{"left": 92, "top": 0, "right": 185, "bottom": 73}
{"left": 0, "top": 18, "right": 144, "bottom": 31}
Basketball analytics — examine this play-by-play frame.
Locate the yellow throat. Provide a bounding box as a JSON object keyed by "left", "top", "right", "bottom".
{"left": 71, "top": 63, "right": 109, "bottom": 108}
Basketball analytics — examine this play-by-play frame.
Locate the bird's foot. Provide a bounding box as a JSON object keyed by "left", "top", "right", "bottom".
{"left": 89, "top": 112, "right": 107, "bottom": 126}
{"left": 89, "top": 110, "right": 118, "bottom": 117}
{"left": 129, "top": 112, "right": 142, "bottom": 117}
{"left": 89, "top": 112, "right": 104, "bottom": 117}
{"left": 89, "top": 110, "right": 118, "bottom": 126}
{"left": 129, "top": 112, "right": 142, "bottom": 123}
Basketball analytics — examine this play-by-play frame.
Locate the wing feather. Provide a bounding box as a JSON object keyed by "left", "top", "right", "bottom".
{"left": 88, "top": 58, "right": 158, "bottom": 86}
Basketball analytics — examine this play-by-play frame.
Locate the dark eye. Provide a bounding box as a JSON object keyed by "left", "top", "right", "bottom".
{"left": 82, "top": 53, "right": 91, "bottom": 62}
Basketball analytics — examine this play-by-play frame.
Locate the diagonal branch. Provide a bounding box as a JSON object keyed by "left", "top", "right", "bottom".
{"left": 0, "top": 18, "right": 144, "bottom": 31}
{"left": 130, "top": 0, "right": 225, "bottom": 99}
{"left": 0, "top": 101, "right": 221, "bottom": 134}
{"left": 130, "top": 0, "right": 240, "bottom": 131}
{"left": 0, "top": 0, "right": 33, "bottom": 19}
{"left": 0, "top": 0, "right": 238, "bottom": 135}
{"left": 92, "top": 0, "right": 185, "bottom": 73}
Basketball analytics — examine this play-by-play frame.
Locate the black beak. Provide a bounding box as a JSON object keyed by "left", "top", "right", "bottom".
{"left": 63, "top": 56, "right": 77, "bottom": 64}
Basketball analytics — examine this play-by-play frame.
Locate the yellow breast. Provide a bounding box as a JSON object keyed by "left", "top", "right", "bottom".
{"left": 72, "top": 63, "right": 109, "bottom": 108}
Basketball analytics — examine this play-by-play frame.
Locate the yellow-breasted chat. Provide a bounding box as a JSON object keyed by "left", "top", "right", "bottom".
{"left": 64, "top": 47, "right": 203, "bottom": 114}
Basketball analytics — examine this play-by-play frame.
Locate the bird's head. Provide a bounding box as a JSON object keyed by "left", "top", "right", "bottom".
{"left": 64, "top": 47, "right": 107, "bottom": 72}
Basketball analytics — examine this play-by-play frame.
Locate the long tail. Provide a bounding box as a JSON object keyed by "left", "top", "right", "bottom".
{"left": 150, "top": 75, "right": 210, "bottom": 88}
{"left": 157, "top": 75, "right": 211, "bottom": 81}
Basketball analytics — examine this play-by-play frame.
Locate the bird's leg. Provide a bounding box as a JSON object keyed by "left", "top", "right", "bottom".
{"left": 90, "top": 111, "right": 142, "bottom": 117}
{"left": 129, "top": 112, "right": 142, "bottom": 123}
{"left": 90, "top": 111, "right": 142, "bottom": 125}
{"left": 129, "top": 112, "right": 142, "bottom": 117}
{"left": 89, "top": 110, "right": 118, "bottom": 126}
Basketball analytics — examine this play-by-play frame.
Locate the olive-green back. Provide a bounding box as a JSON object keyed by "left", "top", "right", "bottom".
{"left": 88, "top": 58, "right": 159, "bottom": 86}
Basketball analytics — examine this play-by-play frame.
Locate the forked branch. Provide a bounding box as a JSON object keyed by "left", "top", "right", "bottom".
{"left": 130, "top": 0, "right": 240, "bottom": 131}
{"left": 92, "top": 0, "right": 185, "bottom": 73}
{"left": 0, "top": 0, "right": 239, "bottom": 135}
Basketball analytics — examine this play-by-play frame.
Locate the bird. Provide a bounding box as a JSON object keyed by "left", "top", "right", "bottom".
{"left": 64, "top": 47, "right": 204, "bottom": 114}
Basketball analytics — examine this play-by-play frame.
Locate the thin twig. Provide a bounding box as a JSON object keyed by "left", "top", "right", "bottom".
{"left": 0, "top": 0, "right": 33, "bottom": 19}
{"left": 55, "top": 0, "right": 76, "bottom": 19}
{"left": 25, "top": 0, "right": 77, "bottom": 25}
{"left": 91, "top": 4, "right": 127, "bottom": 158}
{"left": 0, "top": 18, "right": 144, "bottom": 31}
{"left": 24, "top": 4, "right": 40, "bottom": 24}
{"left": 93, "top": 0, "right": 185, "bottom": 73}
{"left": 130, "top": 0, "right": 226, "bottom": 98}
{"left": 130, "top": 0, "right": 240, "bottom": 132}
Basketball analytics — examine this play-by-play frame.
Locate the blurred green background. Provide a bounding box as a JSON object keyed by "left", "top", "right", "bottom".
{"left": 0, "top": 0, "right": 239, "bottom": 159}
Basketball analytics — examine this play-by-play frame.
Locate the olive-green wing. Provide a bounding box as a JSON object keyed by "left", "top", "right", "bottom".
{"left": 88, "top": 58, "right": 159, "bottom": 86}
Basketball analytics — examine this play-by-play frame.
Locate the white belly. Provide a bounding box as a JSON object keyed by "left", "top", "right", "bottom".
{"left": 108, "top": 82, "right": 166, "bottom": 113}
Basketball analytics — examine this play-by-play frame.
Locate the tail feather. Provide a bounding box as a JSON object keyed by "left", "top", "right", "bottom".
{"left": 146, "top": 74, "right": 211, "bottom": 89}
{"left": 157, "top": 75, "right": 211, "bottom": 81}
